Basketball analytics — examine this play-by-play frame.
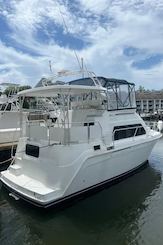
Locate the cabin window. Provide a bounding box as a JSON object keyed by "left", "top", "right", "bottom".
{"left": 0, "top": 103, "right": 11, "bottom": 111}
{"left": 6, "top": 103, "right": 12, "bottom": 111}
{"left": 135, "top": 126, "right": 146, "bottom": 136}
{"left": 113, "top": 124, "right": 146, "bottom": 140}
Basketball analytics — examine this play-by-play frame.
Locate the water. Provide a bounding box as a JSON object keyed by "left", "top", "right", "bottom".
{"left": 1, "top": 139, "right": 163, "bottom": 245}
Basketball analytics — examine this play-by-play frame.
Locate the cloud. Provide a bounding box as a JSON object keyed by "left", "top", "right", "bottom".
{"left": 0, "top": 0, "right": 162, "bottom": 89}
{"left": 79, "top": 0, "right": 111, "bottom": 15}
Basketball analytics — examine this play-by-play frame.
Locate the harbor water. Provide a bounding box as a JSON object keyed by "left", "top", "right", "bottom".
{"left": 1, "top": 138, "right": 163, "bottom": 245}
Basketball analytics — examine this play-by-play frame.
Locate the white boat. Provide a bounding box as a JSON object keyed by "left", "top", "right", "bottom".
{"left": 0, "top": 83, "right": 57, "bottom": 148}
{"left": 0, "top": 84, "right": 23, "bottom": 146}
{"left": 157, "top": 120, "right": 163, "bottom": 132}
{"left": 0, "top": 72, "right": 161, "bottom": 207}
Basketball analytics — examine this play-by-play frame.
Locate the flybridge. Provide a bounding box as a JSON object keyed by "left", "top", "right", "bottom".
{"left": 19, "top": 70, "right": 136, "bottom": 111}
{"left": 22, "top": 72, "right": 136, "bottom": 111}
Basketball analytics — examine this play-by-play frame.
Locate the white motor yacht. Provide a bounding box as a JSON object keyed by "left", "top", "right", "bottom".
{"left": 0, "top": 84, "right": 23, "bottom": 146}
{"left": 0, "top": 83, "right": 57, "bottom": 148}
{"left": 0, "top": 72, "right": 161, "bottom": 207}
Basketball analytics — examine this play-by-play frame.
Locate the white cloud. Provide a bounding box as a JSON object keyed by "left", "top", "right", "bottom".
{"left": 0, "top": 0, "right": 162, "bottom": 89}
{"left": 79, "top": 0, "right": 111, "bottom": 14}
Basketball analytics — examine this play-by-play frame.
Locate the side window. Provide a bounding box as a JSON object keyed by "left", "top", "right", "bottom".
{"left": 136, "top": 126, "right": 146, "bottom": 136}
{"left": 114, "top": 124, "right": 146, "bottom": 140}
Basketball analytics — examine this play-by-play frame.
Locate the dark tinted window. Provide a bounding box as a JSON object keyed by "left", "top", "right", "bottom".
{"left": 6, "top": 103, "right": 11, "bottom": 111}
{"left": 114, "top": 124, "right": 146, "bottom": 140}
{"left": 136, "top": 126, "right": 146, "bottom": 136}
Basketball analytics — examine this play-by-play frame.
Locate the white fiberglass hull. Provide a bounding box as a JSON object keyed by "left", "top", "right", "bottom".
{"left": 0, "top": 134, "right": 160, "bottom": 207}
{"left": 0, "top": 128, "right": 20, "bottom": 145}
{"left": 64, "top": 139, "right": 157, "bottom": 197}
{"left": 0, "top": 111, "right": 22, "bottom": 145}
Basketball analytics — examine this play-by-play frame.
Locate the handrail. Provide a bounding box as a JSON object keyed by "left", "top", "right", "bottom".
{"left": 25, "top": 120, "right": 104, "bottom": 145}
{"left": 145, "top": 121, "right": 158, "bottom": 131}
{"left": 48, "top": 70, "right": 101, "bottom": 86}
{"left": 26, "top": 119, "right": 103, "bottom": 129}
{"left": 25, "top": 120, "right": 148, "bottom": 147}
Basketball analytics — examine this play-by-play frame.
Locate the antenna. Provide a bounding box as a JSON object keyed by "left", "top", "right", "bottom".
{"left": 73, "top": 50, "right": 82, "bottom": 70}
{"left": 81, "top": 57, "right": 84, "bottom": 78}
{"left": 49, "top": 60, "right": 53, "bottom": 73}
{"left": 57, "top": 2, "right": 82, "bottom": 71}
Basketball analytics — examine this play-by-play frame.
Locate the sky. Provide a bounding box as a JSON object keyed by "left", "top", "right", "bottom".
{"left": 0, "top": 0, "right": 163, "bottom": 89}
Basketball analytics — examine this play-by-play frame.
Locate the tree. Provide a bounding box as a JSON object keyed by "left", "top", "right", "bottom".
{"left": 138, "top": 85, "right": 146, "bottom": 92}
{"left": 3, "top": 85, "right": 31, "bottom": 96}
{"left": 18, "top": 85, "right": 31, "bottom": 92}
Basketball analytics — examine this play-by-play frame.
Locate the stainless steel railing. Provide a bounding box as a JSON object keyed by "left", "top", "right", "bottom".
{"left": 144, "top": 121, "right": 159, "bottom": 131}
{"left": 26, "top": 120, "right": 104, "bottom": 145}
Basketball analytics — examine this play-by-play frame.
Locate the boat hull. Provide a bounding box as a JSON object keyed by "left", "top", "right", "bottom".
{"left": 1, "top": 160, "right": 148, "bottom": 208}
{"left": 0, "top": 137, "right": 159, "bottom": 208}
{"left": 64, "top": 140, "right": 156, "bottom": 197}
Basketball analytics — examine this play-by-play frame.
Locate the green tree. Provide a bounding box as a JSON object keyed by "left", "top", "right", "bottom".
{"left": 138, "top": 85, "right": 146, "bottom": 92}
{"left": 4, "top": 85, "right": 31, "bottom": 96}
{"left": 18, "top": 85, "right": 31, "bottom": 92}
